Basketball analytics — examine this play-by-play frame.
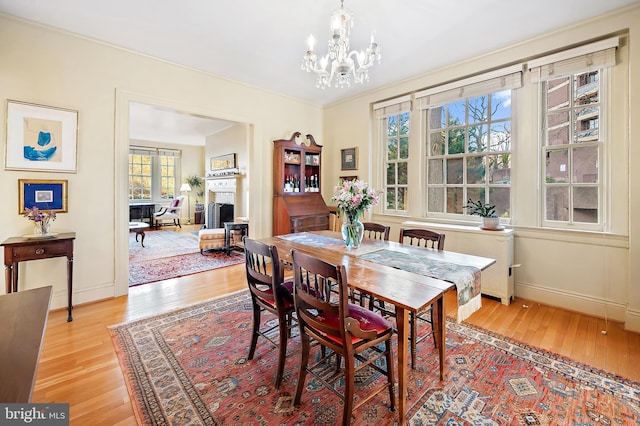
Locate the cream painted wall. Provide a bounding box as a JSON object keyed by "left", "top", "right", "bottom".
{"left": 180, "top": 144, "right": 206, "bottom": 223}
{"left": 322, "top": 5, "right": 640, "bottom": 331}
{"left": 1, "top": 6, "right": 638, "bottom": 332}
{"left": 0, "top": 15, "right": 323, "bottom": 309}
{"left": 205, "top": 123, "right": 249, "bottom": 219}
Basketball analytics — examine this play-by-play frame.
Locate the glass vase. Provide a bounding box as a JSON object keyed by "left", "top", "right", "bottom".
{"left": 34, "top": 219, "right": 51, "bottom": 236}
{"left": 341, "top": 215, "right": 364, "bottom": 249}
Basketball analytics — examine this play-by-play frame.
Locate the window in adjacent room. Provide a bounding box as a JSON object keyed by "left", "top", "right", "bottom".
{"left": 159, "top": 153, "right": 177, "bottom": 199}
{"left": 129, "top": 151, "right": 152, "bottom": 200}
{"left": 129, "top": 147, "right": 181, "bottom": 202}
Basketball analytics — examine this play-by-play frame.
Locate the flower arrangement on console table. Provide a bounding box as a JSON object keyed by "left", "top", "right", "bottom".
{"left": 23, "top": 206, "right": 56, "bottom": 236}
{"left": 331, "top": 179, "right": 380, "bottom": 248}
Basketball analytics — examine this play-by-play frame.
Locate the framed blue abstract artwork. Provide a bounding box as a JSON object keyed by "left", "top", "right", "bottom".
{"left": 19, "top": 179, "right": 68, "bottom": 213}
{"left": 5, "top": 100, "right": 78, "bottom": 173}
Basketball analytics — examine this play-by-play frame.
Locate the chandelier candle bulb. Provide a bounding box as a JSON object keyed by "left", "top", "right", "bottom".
{"left": 301, "top": 0, "right": 381, "bottom": 89}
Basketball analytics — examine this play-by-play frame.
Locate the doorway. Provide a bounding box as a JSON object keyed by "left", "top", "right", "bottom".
{"left": 115, "top": 90, "right": 252, "bottom": 297}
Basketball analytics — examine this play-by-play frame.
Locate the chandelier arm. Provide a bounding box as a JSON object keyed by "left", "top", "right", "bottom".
{"left": 301, "top": 0, "right": 380, "bottom": 89}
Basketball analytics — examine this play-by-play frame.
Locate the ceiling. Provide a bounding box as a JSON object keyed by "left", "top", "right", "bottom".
{"left": 1, "top": 0, "right": 636, "bottom": 144}
{"left": 128, "top": 103, "right": 235, "bottom": 146}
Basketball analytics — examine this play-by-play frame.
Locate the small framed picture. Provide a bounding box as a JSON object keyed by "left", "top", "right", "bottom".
{"left": 5, "top": 100, "right": 78, "bottom": 173}
{"left": 341, "top": 148, "right": 358, "bottom": 170}
{"left": 19, "top": 179, "right": 68, "bottom": 213}
{"left": 339, "top": 175, "right": 358, "bottom": 182}
{"left": 210, "top": 153, "right": 237, "bottom": 171}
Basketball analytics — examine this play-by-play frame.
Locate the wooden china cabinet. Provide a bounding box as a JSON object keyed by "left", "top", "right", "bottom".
{"left": 273, "top": 132, "right": 329, "bottom": 235}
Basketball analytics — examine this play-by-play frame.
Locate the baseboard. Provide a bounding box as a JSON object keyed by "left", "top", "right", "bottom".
{"left": 624, "top": 308, "right": 640, "bottom": 333}
{"left": 515, "top": 281, "right": 627, "bottom": 323}
{"left": 50, "top": 283, "right": 115, "bottom": 312}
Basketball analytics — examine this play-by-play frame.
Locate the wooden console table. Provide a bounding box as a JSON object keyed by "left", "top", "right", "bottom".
{"left": 0, "top": 286, "right": 52, "bottom": 402}
{"left": 1, "top": 232, "right": 75, "bottom": 322}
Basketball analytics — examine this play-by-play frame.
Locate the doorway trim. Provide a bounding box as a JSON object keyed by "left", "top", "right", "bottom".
{"left": 114, "top": 89, "right": 254, "bottom": 297}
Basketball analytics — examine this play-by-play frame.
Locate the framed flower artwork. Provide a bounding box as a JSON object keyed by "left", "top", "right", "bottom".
{"left": 5, "top": 100, "right": 78, "bottom": 173}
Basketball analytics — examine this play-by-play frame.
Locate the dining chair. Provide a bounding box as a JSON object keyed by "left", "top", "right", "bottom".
{"left": 244, "top": 238, "right": 296, "bottom": 389}
{"left": 352, "top": 222, "right": 392, "bottom": 307}
{"left": 399, "top": 227, "right": 445, "bottom": 249}
{"left": 400, "top": 227, "right": 445, "bottom": 369}
{"left": 291, "top": 249, "right": 395, "bottom": 426}
{"left": 362, "top": 222, "right": 391, "bottom": 241}
{"left": 370, "top": 227, "right": 446, "bottom": 369}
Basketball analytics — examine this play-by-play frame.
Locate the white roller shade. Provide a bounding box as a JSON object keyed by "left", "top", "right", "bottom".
{"left": 158, "top": 149, "right": 181, "bottom": 157}
{"left": 373, "top": 94, "right": 412, "bottom": 118}
{"left": 529, "top": 37, "right": 618, "bottom": 82}
{"left": 129, "top": 146, "right": 155, "bottom": 155}
{"left": 415, "top": 64, "right": 523, "bottom": 109}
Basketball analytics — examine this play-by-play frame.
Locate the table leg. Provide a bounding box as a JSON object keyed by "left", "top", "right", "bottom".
{"left": 67, "top": 256, "right": 74, "bottom": 322}
{"left": 433, "top": 295, "right": 445, "bottom": 380}
{"left": 12, "top": 262, "right": 19, "bottom": 293}
{"left": 224, "top": 228, "right": 231, "bottom": 256}
{"left": 4, "top": 264, "right": 12, "bottom": 294}
{"left": 396, "top": 306, "right": 409, "bottom": 425}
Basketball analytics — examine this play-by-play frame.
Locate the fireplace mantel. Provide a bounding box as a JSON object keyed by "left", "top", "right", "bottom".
{"left": 204, "top": 175, "right": 240, "bottom": 228}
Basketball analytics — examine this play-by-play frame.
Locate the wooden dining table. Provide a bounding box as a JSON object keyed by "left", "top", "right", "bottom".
{"left": 258, "top": 230, "right": 496, "bottom": 425}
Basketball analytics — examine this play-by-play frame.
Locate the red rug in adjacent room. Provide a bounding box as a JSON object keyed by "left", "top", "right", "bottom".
{"left": 129, "top": 229, "right": 200, "bottom": 262}
{"left": 109, "top": 289, "right": 640, "bottom": 425}
{"left": 128, "top": 251, "right": 244, "bottom": 287}
{"left": 128, "top": 229, "right": 244, "bottom": 287}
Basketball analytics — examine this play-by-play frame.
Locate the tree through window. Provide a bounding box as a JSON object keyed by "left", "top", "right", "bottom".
{"left": 425, "top": 90, "right": 512, "bottom": 219}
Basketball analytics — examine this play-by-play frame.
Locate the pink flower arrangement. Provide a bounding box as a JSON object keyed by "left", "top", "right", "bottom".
{"left": 331, "top": 179, "right": 380, "bottom": 221}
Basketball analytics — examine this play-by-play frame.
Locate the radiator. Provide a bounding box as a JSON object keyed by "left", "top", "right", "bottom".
{"left": 401, "top": 221, "right": 515, "bottom": 305}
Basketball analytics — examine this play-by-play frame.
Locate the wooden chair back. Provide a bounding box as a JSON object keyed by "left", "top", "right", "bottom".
{"left": 244, "top": 238, "right": 289, "bottom": 312}
{"left": 291, "top": 250, "right": 348, "bottom": 345}
{"left": 362, "top": 222, "right": 391, "bottom": 241}
{"left": 398, "top": 227, "right": 445, "bottom": 250}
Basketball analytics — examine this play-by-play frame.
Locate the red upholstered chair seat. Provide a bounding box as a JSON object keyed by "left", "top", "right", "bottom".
{"left": 255, "top": 280, "right": 294, "bottom": 310}
{"left": 316, "top": 303, "right": 392, "bottom": 344}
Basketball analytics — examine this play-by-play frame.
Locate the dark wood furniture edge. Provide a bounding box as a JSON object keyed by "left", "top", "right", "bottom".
{"left": 0, "top": 286, "right": 52, "bottom": 403}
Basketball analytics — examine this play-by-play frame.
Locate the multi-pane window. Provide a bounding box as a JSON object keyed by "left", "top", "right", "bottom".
{"left": 159, "top": 155, "right": 176, "bottom": 199}
{"left": 129, "top": 148, "right": 180, "bottom": 202}
{"left": 129, "top": 153, "right": 152, "bottom": 200}
{"left": 384, "top": 111, "right": 410, "bottom": 212}
{"left": 425, "top": 90, "right": 512, "bottom": 218}
{"left": 542, "top": 70, "right": 602, "bottom": 225}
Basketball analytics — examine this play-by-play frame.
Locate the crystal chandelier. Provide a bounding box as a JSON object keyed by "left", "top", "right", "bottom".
{"left": 301, "top": 0, "right": 381, "bottom": 89}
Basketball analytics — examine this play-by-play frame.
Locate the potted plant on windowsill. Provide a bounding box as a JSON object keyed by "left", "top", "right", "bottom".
{"left": 464, "top": 198, "right": 501, "bottom": 230}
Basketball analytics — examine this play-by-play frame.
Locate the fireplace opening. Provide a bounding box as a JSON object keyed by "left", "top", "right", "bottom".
{"left": 207, "top": 202, "right": 234, "bottom": 228}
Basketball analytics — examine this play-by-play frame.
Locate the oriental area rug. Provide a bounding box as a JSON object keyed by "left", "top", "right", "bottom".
{"left": 128, "top": 229, "right": 244, "bottom": 286}
{"left": 109, "top": 290, "right": 640, "bottom": 425}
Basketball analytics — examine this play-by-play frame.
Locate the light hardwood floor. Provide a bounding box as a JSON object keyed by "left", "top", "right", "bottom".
{"left": 33, "top": 226, "right": 640, "bottom": 425}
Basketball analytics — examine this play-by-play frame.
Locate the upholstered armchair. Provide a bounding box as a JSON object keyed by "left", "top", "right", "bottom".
{"left": 153, "top": 196, "right": 184, "bottom": 228}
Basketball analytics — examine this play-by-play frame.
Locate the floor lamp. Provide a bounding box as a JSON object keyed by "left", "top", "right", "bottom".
{"left": 180, "top": 183, "right": 192, "bottom": 225}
